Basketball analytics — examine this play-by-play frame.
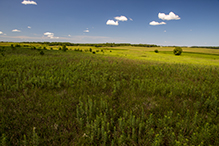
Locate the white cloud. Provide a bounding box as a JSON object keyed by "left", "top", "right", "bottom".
{"left": 114, "top": 16, "right": 128, "bottom": 21}
{"left": 21, "top": 0, "right": 37, "bottom": 5}
{"left": 158, "top": 12, "right": 180, "bottom": 20}
{"left": 84, "top": 29, "right": 89, "bottom": 33}
{"left": 129, "top": 18, "right": 133, "bottom": 21}
{"left": 68, "top": 35, "right": 71, "bottom": 37}
{"left": 149, "top": 21, "right": 166, "bottom": 25}
{"left": 164, "top": 30, "right": 166, "bottom": 32}
{"left": 106, "top": 20, "right": 119, "bottom": 26}
{"left": 0, "top": 31, "right": 3, "bottom": 34}
{"left": 44, "top": 32, "right": 59, "bottom": 39}
{"left": 12, "top": 29, "right": 21, "bottom": 32}
{"left": 28, "top": 26, "right": 31, "bottom": 29}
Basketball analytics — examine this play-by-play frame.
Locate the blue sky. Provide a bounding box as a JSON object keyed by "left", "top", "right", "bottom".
{"left": 0, "top": 0, "right": 219, "bottom": 46}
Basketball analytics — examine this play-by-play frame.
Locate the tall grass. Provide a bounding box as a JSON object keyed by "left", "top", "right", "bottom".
{"left": 0, "top": 46, "right": 219, "bottom": 145}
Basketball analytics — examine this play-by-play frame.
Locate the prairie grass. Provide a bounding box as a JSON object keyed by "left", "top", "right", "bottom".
{"left": 0, "top": 44, "right": 219, "bottom": 145}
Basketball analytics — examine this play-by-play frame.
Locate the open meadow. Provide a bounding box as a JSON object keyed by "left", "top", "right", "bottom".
{"left": 1, "top": 43, "right": 219, "bottom": 145}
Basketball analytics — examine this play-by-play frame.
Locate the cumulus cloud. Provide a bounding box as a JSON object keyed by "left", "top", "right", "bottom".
{"left": 21, "top": 0, "right": 37, "bottom": 5}
{"left": 84, "top": 29, "right": 89, "bottom": 33}
{"left": 158, "top": 12, "right": 180, "bottom": 20}
{"left": 106, "top": 20, "right": 119, "bottom": 26}
{"left": 114, "top": 16, "right": 128, "bottom": 21}
{"left": 0, "top": 31, "right": 3, "bottom": 34}
{"left": 28, "top": 26, "right": 31, "bottom": 29}
{"left": 68, "top": 35, "right": 71, "bottom": 37}
{"left": 44, "top": 32, "right": 59, "bottom": 39}
{"left": 129, "top": 18, "right": 133, "bottom": 21}
{"left": 12, "top": 29, "right": 21, "bottom": 32}
{"left": 149, "top": 21, "right": 166, "bottom": 25}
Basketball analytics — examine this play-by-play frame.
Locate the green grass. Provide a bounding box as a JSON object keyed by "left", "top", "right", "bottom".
{"left": 0, "top": 44, "right": 219, "bottom": 145}
{"left": 97, "top": 47, "right": 219, "bottom": 66}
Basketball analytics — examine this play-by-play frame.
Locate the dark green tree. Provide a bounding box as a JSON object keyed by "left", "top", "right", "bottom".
{"left": 173, "top": 47, "right": 183, "bottom": 55}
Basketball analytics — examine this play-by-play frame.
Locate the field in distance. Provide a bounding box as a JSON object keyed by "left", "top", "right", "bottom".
{"left": 65, "top": 45, "right": 219, "bottom": 66}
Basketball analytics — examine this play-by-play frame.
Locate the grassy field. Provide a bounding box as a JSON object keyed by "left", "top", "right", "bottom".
{"left": 0, "top": 43, "right": 219, "bottom": 145}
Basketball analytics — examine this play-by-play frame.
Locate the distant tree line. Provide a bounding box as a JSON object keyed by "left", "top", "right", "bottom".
{"left": 191, "top": 46, "right": 219, "bottom": 49}
{"left": 14, "top": 42, "right": 159, "bottom": 47}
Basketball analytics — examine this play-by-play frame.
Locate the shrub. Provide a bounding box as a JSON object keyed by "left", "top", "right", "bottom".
{"left": 50, "top": 48, "right": 53, "bottom": 50}
{"left": 0, "top": 47, "right": 5, "bottom": 56}
{"left": 43, "top": 47, "right": 47, "bottom": 50}
{"left": 62, "top": 45, "right": 68, "bottom": 52}
{"left": 173, "top": 47, "right": 183, "bottom": 55}
{"left": 11, "top": 44, "right": 16, "bottom": 50}
{"left": 90, "top": 48, "right": 92, "bottom": 52}
{"left": 59, "top": 47, "right": 61, "bottom": 50}
{"left": 93, "top": 51, "right": 96, "bottom": 54}
{"left": 40, "top": 51, "right": 44, "bottom": 55}
{"left": 154, "top": 49, "right": 159, "bottom": 53}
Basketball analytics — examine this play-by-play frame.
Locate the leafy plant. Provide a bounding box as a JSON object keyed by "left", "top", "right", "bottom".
{"left": 40, "top": 50, "right": 44, "bottom": 55}
{"left": 62, "top": 45, "right": 68, "bottom": 52}
{"left": 173, "top": 47, "right": 183, "bottom": 55}
{"left": 154, "top": 49, "right": 159, "bottom": 53}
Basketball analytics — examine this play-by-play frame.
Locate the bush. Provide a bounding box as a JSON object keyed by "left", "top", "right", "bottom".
{"left": 62, "top": 45, "right": 68, "bottom": 52}
{"left": 93, "top": 51, "right": 96, "bottom": 54}
{"left": 173, "top": 47, "right": 183, "bottom": 55}
{"left": 11, "top": 44, "right": 16, "bottom": 50}
{"left": 0, "top": 47, "right": 5, "bottom": 56}
{"left": 43, "top": 47, "right": 47, "bottom": 50}
{"left": 154, "top": 49, "right": 159, "bottom": 53}
{"left": 40, "top": 51, "right": 44, "bottom": 55}
{"left": 90, "top": 48, "right": 92, "bottom": 52}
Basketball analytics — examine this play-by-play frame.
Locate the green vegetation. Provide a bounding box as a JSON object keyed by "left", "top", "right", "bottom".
{"left": 154, "top": 49, "right": 159, "bottom": 53}
{"left": 0, "top": 42, "right": 219, "bottom": 145}
{"left": 173, "top": 47, "right": 183, "bottom": 55}
{"left": 62, "top": 45, "right": 68, "bottom": 52}
{"left": 39, "top": 50, "right": 44, "bottom": 55}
